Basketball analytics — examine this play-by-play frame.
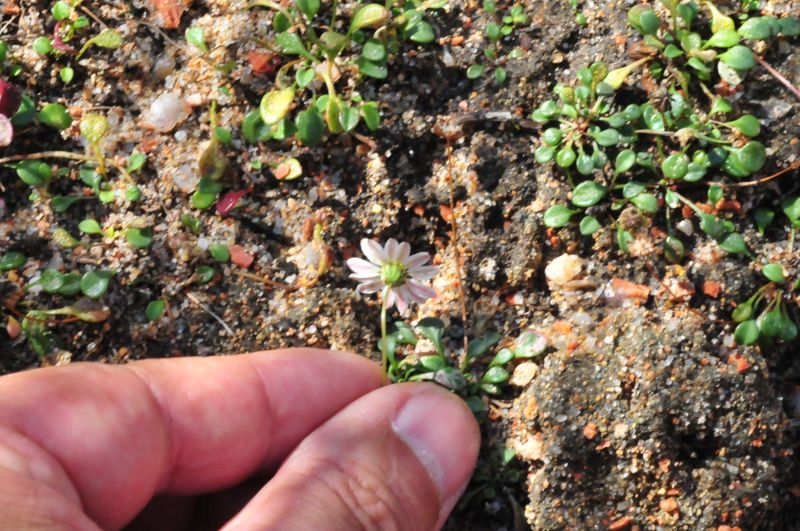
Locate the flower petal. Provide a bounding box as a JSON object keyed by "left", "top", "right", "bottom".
{"left": 356, "top": 280, "right": 384, "bottom": 294}
{"left": 406, "top": 280, "right": 436, "bottom": 302}
{"left": 349, "top": 273, "right": 382, "bottom": 283}
{"left": 385, "top": 287, "right": 397, "bottom": 308}
{"left": 385, "top": 238, "right": 400, "bottom": 261}
{"left": 405, "top": 252, "right": 431, "bottom": 270}
{"left": 394, "top": 285, "right": 409, "bottom": 314}
{"left": 361, "top": 239, "right": 387, "bottom": 265}
{"left": 346, "top": 257, "right": 380, "bottom": 276}
{"left": 408, "top": 265, "right": 438, "bottom": 281}
{"left": 396, "top": 241, "right": 411, "bottom": 263}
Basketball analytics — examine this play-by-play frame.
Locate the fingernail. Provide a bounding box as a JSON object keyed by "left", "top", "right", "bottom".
{"left": 391, "top": 387, "right": 479, "bottom": 501}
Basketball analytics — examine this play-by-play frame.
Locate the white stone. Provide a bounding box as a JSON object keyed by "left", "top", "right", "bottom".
{"left": 544, "top": 253, "right": 585, "bottom": 286}
{"left": 143, "top": 92, "right": 190, "bottom": 132}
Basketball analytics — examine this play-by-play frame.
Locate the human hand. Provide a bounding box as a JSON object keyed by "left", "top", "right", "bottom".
{"left": 0, "top": 348, "right": 480, "bottom": 530}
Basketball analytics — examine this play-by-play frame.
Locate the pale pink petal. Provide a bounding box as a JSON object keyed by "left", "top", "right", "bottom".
{"left": 385, "top": 287, "right": 397, "bottom": 308}
{"left": 406, "top": 280, "right": 436, "bottom": 302}
{"left": 405, "top": 252, "right": 431, "bottom": 269}
{"left": 396, "top": 241, "right": 411, "bottom": 263}
{"left": 385, "top": 238, "right": 400, "bottom": 261}
{"left": 349, "top": 273, "right": 382, "bottom": 282}
{"left": 346, "top": 257, "right": 380, "bottom": 276}
{"left": 356, "top": 280, "right": 384, "bottom": 294}
{"left": 394, "top": 285, "right": 410, "bottom": 314}
{"left": 361, "top": 239, "right": 387, "bottom": 265}
{"left": 408, "top": 265, "right": 438, "bottom": 280}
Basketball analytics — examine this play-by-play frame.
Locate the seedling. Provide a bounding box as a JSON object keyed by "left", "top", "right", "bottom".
{"left": 732, "top": 263, "right": 799, "bottom": 346}
{"left": 468, "top": 1, "right": 529, "bottom": 84}
{"left": 244, "top": 0, "right": 443, "bottom": 145}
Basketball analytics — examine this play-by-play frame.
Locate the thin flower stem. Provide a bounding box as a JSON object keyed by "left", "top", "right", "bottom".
{"left": 380, "top": 286, "right": 389, "bottom": 373}
{"left": 755, "top": 54, "right": 800, "bottom": 101}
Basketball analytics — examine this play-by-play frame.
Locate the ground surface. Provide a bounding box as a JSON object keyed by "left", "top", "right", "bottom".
{"left": 1, "top": 0, "right": 799, "bottom": 529}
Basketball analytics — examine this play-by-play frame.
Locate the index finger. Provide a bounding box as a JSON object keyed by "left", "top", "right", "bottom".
{"left": 0, "top": 348, "right": 383, "bottom": 530}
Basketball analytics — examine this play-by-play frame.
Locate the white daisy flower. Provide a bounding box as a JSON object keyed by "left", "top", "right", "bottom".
{"left": 346, "top": 238, "right": 438, "bottom": 314}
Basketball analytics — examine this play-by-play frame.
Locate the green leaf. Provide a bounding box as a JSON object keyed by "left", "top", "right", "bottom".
{"left": 79, "top": 165, "right": 101, "bottom": 190}
{"left": 52, "top": 1, "right": 71, "bottom": 20}
{"left": 543, "top": 204, "right": 578, "bottom": 227}
{"left": 763, "top": 263, "right": 785, "bottom": 283}
{"left": 782, "top": 196, "right": 800, "bottom": 223}
{"left": 617, "top": 225, "right": 633, "bottom": 253}
{"left": 51, "top": 195, "right": 81, "bottom": 213}
{"left": 126, "top": 227, "right": 153, "bottom": 248}
{"left": 79, "top": 219, "right": 103, "bottom": 235}
{"left": 209, "top": 243, "right": 230, "bottom": 262}
{"left": 185, "top": 27, "right": 208, "bottom": 53}
{"left": 416, "top": 317, "right": 445, "bottom": 356}
{"left": 275, "top": 32, "right": 311, "bottom": 58}
{"left": 355, "top": 56, "right": 387, "bottom": 79}
{"left": 390, "top": 321, "right": 418, "bottom": 346}
{"left": 514, "top": 330, "right": 547, "bottom": 357}
{"left": 754, "top": 207, "right": 774, "bottom": 235}
{"left": 631, "top": 193, "right": 658, "bottom": 213}
{"left": 726, "top": 114, "right": 760, "bottom": 137}
{"left": 734, "top": 319, "right": 759, "bottom": 345}
{"left": 11, "top": 160, "right": 51, "bottom": 185}
{"left": 0, "top": 251, "right": 24, "bottom": 270}
{"left": 360, "top": 102, "right": 380, "bottom": 131}
{"left": 273, "top": 157, "right": 302, "bottom": 180}
{"left": 534, "top": 145, "right": 556, "bottom": 163}
{"left": 408, "top": 20, "right": 434, "bottom": 43}
{"left": 32, "top": 36, "right": 52, "bottom": 55}
{"left": 760, "top": 308, "right": 784, "bottom": 337}
{"left": 339, "top": 105, "right": 360, "bottom": 132}
{"left": 127, "top": 152, "right": 146, "bottom": 173}
{"left": 571, "top": 181, "right": 607, "bottom": 207}
{"left": 541, "top": 128, "right": 563, "bottom": 147}
{"left": 481, "top": 366, "right": 509, "bottom": 384}
{"left": 319, "top": 30, "right": 348, "bottom": 57}
{"left": 723, "top": 141, "right": 766, "bottom": 177}
{"left": 195, "top": 266, "right": 215, "bottom": 284}
{"left": 80, "top": 270, "right": 112, "bottom": 299}
{"left": 710, "top": 97, "right": 733, "bottom": 116}
{"left": 720, "top": 45, "right": 755, "bottom": 70}
{"left": 260, "top": 87, "right": 295, "bottom": 125}
{"left": 466, "top": 64, "right": 485, "bottom": 79}
{"left": 80, "top": 113, "right": 109, "bottom": 144}
{"left": 242, "top": 110, "right": 271, "bottom": 143}
{"left": 612, "top": 150, "right": 635, "bottom": 175}
{"left": 466, "top": 331, "right": 501, "bottom": 360}
{"left": 778, "top": 16, "right": 800, "bottom": 37}
{"left": 491, "top": 348, "right": 515, "bottom": 367}
{"left": 663, "top": 235, "right": 685, "bottom": 263}
{"left": 661, "top": 153, "right": 689, "bottom": 180}
{"left": 59, "top": 66, "right": 74, "bottom": 84}
{"left": 92, "top": 29, "right": 123, "bottom": 49}
{"left": 98, "top": 190, "right": 116, "bottom": 204}
{"left": 350, "top": 4, "right": 390, "bottom": 32}
{"left": 419, "top": 355, "right": 446, "bottom": 371}
{"left": 361, "top": 39, "right": 386, "bottom": 61}
{"left": 707, "top": 185, "right": 723, "bottom": 205}
{"left": 576, "top": 153, "right": 594, "bottom": 175}
{"left": 556, "top": 145, "right": 576, "bottom": 168}
{"left": 738, "top": 17, "right": 774, "bottom": 40}
{"left": 494, "top": 67, "right": 507, "bottom": 84}
{"left": 295, "top": 0, "right": 320, "bottom": 19}
{"left": 146, "top": 300, "right": 166, "bottom": 322}
{"left": 719, "top": 232, "right": 749, "bottom": 255}
{"left": 732, "top": 301, "right": 752, "bottom": 322}
{"left": 705, "top": 29, "right": 740, "bottom": 48}
{"left": 295, "top": 68, "right": 316, "bottom": 87}
{"left": 38, "top": 103, "right": 72, "bottom": 130}
{"left": 622, "top": 181, "right": 646, "bottom": 199}
{"left": 699, "top": 213, "right": 725, "bottom": 240}
{"left": 295, "top": 106, "right": 325, "bottom": 146}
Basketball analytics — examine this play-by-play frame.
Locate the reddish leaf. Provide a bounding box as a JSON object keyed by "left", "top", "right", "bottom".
{"left": 230, "top": 245, "right": 254, "bottom": 268}
{"left": 216, "top": 187, "right": 251, "bottom": 216}
{"left": 247, "top": 50, "right": 281, "bottom": 75}
{"left": 52, "top": 21, "right": 75, "bottom": 54}
{"left": 0, "top": 79, "right": 21, "bottom": 118}
{"left": 151, "top": 0, "right": 191, "bottom": 29}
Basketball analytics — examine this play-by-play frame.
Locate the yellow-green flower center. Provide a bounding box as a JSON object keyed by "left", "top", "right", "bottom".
{"left": 381, "top": 261, "right": 406, "bottom": 287}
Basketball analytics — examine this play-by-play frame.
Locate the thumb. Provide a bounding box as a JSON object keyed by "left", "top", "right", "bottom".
{"left": 222, "top": 382, "right": 480, "bottom": 531}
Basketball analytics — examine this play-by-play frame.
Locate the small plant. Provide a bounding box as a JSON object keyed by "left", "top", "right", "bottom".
{"left": 732, "top": 262, "right": 799, "bottom": 346}
{"left": 625, "top": 1, "right": 799, "bottom": 93}
{"left": 467, "top": 1, "right": 529, "bottom": 84}
{"left": 244, "top": 0, "right": 443, "bottom": 145}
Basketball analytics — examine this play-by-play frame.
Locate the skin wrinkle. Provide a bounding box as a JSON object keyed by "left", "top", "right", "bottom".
{"left": 123, "top": 365, "right": 176, "bottom": 494}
